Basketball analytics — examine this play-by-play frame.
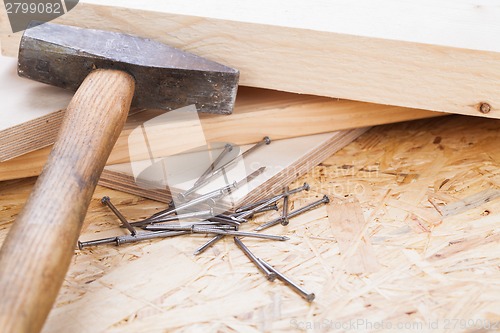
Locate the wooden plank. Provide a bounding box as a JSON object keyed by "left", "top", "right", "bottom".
{"left": 0, "top": 84, "right": 442, "bottom": 162}
{"left": 0, "top": 52, "right": 441, "bottom": 163}
{"left": 0, "top": 87, "right": 442, "bottom": 181}
{"left": 0, "top": 96, "right": 441, "bottom": 181}
{"left": 0, "top": 146, "right": 49, "bottom": 181}
{"left": 1, "top": 0, "right": 499, "bottom": 117}
{"left": 113, "top": 88, "right": 441, "bottom": 165}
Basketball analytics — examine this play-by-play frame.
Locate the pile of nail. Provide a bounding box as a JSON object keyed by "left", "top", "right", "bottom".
{"left": 79, "top": 183, "right": 329, "bottom": 302}
{"left": 78, "top": 137, "right": 330, "bottom": 302}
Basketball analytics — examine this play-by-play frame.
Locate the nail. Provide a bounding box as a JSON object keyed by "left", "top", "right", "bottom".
{"left": 141, "top": 186, "right": 225, "bottom": 222}
{"left": 135, "top": 208, "right": 214, "bottom": 226}
{"left": 191, "top": 227, "right": 289, "bottom": 241}
{"left": 235, "top": 183, "right": 310, "bottom": 213}
{"left": 144, "top": 223, "right": 236, "bottom": 231}
{"left": 281, "top": 186, "right": 290, "bottom": 226}
{"left": 232, "top": 203, "right": 278, "bottom": 218}
{"left": 240, "top": 136, "right": 271, "bottom": 158}
{"left": 193, "top": 234, "right": 224, "bottom": 255}
{"left": 181, "top": 144, "right": 234, "bottom": 199}
{"left": 210, "top": 137, "right": 271, "bottom": 178}
{"left": 255, "top": 195, "right": 330, "bottom": 231}
{"left": 207, "top": 216, "right": 243, "bottom": 227}
{"left": 77, "top": 230, "right": 189, "bottom": 249}
{"left": 258, "top": 258, "right": 315, "bottom": 302}
{"left": 233, "top": 167, "right": 267, "bottom": 189}
{"left": 101, "top": 196, "right": 136, "bottom": 236}
{"left": 143, "top": 202, "right": 175, "bottom": 223}
{"left": 183, "top": 166, "right": 266, "bottom": 201}
{"left": 116, "top": 230, "right": 189, "bottom": 245}
{"left": 78, "top": 236, "right": 118, "bottom": 250}
{"left": 196, "top": 144, "right": 233, "bottom": 185}
{"left": 237, "top": 196, "right": 281, "bottom": 220}
{"left": 233, "top": 237, "right": 276, "bottom": 281}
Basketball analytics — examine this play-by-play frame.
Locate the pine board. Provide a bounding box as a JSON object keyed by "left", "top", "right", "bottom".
{"left": 0, "top": 66, "right": 442, "bottom": 181}
{"left": 1, "top": 0, "right": 500, "bottom": 118}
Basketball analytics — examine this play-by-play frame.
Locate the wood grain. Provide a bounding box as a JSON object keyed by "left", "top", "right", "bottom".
{"left": 1, "top": 0, "right": 499, "bottom": 117}
{"left": 0, "top": 86, "right": 442, "bottom": 182}
{"left": 0, "top": 70, "right": 134, "bottom": 333}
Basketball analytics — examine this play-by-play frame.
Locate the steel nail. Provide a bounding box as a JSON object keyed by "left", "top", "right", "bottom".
{"left": 141, "top": 208, "right": 215, "bottom": 225}
{"left": 193, "top": 234, "right": 225, "bottom": 255}
{"left": 281, "top": 186, "right": 290, "bottom": 226}
{"left": 181, "top": 144, "right": 234, "bottom": 200}
{"left": 233, "top": 237, "right": 276, "bottom": 281}
{"left": 183, "top": 166, "right": 266, "bottom": 201}
{"left": 101, "top": 196, "right": 136, "bottom": 236}
{"left": 210, "top": 137, "right": 271, "bottom": 178}
{"left": 78, "top": 236, "right": 118, "bottom": 249}
{"left": 144, "top": 223, "right": 236, "bottom": 231}
{"left": 116, "top": 230, "right": 189, "bottom": 245}
{"left": 193, "top": 143, "right": 233, "bottom": 187}
{"left": 237, "top": 196, "right": 281, "bottom": 220}
{"left": 235, "top": 182, "right": 310, "bottom": 213}
{"left": 258, "top": 258, "right": 315, "bottom": 302}
{"left": 232, "top": 203, "right": 278, "bottom": 218}
{"left": 191, "top": 227, "right": 288, "bottom": 241}
{"left": 207, "top": 214, "right": 244, "bottom": 226}
{"left": 255, "top": 194, "right": 329, "bottom": 231}
{"left": 140, "top": 187, "right": 225, "bottom": 222}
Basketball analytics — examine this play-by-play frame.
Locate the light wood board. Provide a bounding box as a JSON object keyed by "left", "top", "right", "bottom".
{"left": 1, "top": 115, "right": 499, "bottom": 332}
{"left": 0, "top": 66, "right": 442, "bottom": 181}
{"left": 1, "top": 0, "right": 500, "bottom": 118}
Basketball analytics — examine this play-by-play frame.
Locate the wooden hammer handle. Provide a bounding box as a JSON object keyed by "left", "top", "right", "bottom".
{"left": 0, "top": 69, "right": 135, "bottom": 333}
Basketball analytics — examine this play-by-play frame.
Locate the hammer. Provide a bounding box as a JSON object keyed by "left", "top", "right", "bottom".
{"left": 0, "top": 22, "right": 239, "bottom": 333}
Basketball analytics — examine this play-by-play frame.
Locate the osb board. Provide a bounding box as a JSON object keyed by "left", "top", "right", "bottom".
{"left": 0, "top": 115, "right": 499, "bottom": 332}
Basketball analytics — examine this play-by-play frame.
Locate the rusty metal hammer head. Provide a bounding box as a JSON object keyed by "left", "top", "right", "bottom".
{"left": 17, "top": 22, "right": 239, "bottom": 114}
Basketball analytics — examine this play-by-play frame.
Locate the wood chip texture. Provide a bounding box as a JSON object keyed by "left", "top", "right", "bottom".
{"left": 0, "top": 115, "right": 499, "bottom": 332}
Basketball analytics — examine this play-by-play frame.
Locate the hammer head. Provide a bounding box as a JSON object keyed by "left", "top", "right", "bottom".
{"left": 18, "top": 22, "right": 239, "bottom": 114}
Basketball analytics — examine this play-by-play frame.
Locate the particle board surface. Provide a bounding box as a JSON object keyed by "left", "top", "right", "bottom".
{"left": 1, "top": 115, "right": 499, "bottom": 332}
{"left": 1, "top": 0, "right": 500, "bottom": 118}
